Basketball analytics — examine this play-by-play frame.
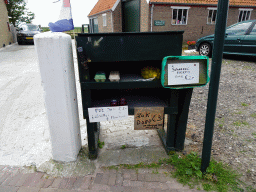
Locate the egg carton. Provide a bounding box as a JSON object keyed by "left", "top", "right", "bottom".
{"left": 94, "top": 71, "right": 106, "bottom": 82}
{"left": 109, "top": 71, "right": 120, "bottom": 82}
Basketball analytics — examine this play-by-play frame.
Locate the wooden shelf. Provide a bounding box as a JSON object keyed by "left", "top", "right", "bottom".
{"left": 81, "top": 74, "right": 162, "bottom": 90}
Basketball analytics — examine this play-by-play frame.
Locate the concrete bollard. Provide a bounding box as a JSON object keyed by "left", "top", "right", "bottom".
{"left": 34, "top": 32, "right": 81, "bottom": 162}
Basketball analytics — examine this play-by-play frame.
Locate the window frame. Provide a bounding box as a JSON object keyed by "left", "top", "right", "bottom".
{"left": 89, "top": 17, "right": 98, "bottom": 33}
{"left": 207, "top": 7, "right": 217, "bottom": 24}
{"left": 238, "top": 8, "right": 253, "bottom": 22}
{"left": 171, "top": 6, "right": 190, "bottom": 25}
{"left": 102, "top": 13, "right": 107, "bottom": 27}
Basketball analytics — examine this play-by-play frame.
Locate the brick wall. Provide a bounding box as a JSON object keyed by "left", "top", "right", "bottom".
{"left": 251, "top": 9, "right": 256, "bottom": 21}
{"left": 150, "top": 4, "right": 256, "bottom": 42}
{"left": 113, "top": 1, "right": 122, "bottom": 32}
{"left": 0, "top": 0, "right": 13, "bottom": 47}
{"left": 98, "top": 11, "right": 113, "bottom": 33}
{"left": 90, "top": 2, "right": 256, "bottom": 38}
{"left": 140, "top": 0, "right": 149, "bottom": 32}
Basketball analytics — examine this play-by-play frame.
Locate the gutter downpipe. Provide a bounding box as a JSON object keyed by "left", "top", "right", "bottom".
{"left": 111, "top": 12, "right": 114, "bottom": 32}
{"left": 151, "top": 3, "right": 154, "bottom": 32}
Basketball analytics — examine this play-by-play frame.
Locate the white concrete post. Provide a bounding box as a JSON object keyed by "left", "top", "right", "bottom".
{"left": 34, "top": 32, "right": 81, "bottom": 162}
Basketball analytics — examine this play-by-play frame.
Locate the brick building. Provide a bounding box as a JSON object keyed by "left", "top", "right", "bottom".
{"left": 88, "top": 0, "right": 149, "bottom": 33}
{"left": 88, "top": 0, "right": 256, "bottom": 41}
{"left": 0, "top": 0, "right": 13, "bottom": 48}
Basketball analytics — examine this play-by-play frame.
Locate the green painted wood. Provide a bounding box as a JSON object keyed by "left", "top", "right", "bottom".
{"left": 76, "top": 31, "right": 184, "bottom": 62}
{"left": 174, "top": 88, "right": 193, "bottom": 151}
{"left": 122, "top": 0, "right": 140, "bottom": 32}
{"left": 75, "top": 31, "right": 194, "bottom": 159}
{"left": 161, "top": 56, "right": 209, "bottom": 89}
{"left": 80, "top": 81, "right": 162, "bottom": 90}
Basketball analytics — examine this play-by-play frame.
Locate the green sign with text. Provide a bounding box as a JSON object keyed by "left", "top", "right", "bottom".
{"left": 154, "top": 20, "right": 165, "bottom": 26}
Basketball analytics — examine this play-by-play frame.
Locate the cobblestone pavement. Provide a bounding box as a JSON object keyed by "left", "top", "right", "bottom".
{"left": 0, "top": 165, "right": 207, "bottom": 192}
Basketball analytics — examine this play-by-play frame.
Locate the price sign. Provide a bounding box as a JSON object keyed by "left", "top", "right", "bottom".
{"left": 88, "top": 106, "right": 128, "bottom": 122}
{"left": 168, "top": 63, "right": 199, "bottom": 85}
{"left": 134, "top": 107, "right": 164, "bottom": 130}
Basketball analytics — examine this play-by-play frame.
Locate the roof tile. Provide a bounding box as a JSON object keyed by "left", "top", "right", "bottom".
{"left": 88, "top": 0, "right": 117, "bottom": 17}
{"left": 88, "top": 0, "right": 256, "bottom": 17}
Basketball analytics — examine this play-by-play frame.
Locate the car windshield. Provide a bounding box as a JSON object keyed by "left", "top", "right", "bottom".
{"left": 226, "top": 21, "right": 252, "bottom": 35}
{"left": 21, "top": 25, "right": 40, "bottom": 31}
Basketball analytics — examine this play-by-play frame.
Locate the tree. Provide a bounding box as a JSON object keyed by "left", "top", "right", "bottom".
{"left": 6, "top": 0, "right": 35, "bottom": 27}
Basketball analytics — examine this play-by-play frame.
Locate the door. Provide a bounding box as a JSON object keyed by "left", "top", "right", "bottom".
{"left": 90, "top": 18, "right": 99, "bottom": 33}
{"left": 122, "top": 0, "right": 140, "bottom": 32}
{"left": 241, "top": 23, "right": 256, "bottom": 55}
{"left": 223, "top": 21, "right": 253, "bottom": 54}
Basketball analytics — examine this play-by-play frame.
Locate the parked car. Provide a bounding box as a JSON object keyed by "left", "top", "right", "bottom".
{"left": 17, "top": 24, "right": 42, "bottom": 45}
{"left": 196, "top": 20, "right": 256, "bottom": 57}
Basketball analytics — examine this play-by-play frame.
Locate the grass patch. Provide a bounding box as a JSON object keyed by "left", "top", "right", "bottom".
{"left": 234, "top": 111, "right": 243, "bottom": 115}
{"left": 121, "top": 145, "right": 126, "bottom": 149}
{"left": 53, "top": 162, "right": 63, "bottom": 172}
{"left": 98, "top": 140, "right": 105, "bottom": 149}
{"left": 250, "top": 113, "right": 256, "bottom": 118}
{"left": 216, "top": 117, "right": 225, "bottom": 129}
{"left": 108, "top": 165, "right": 119, "bottom": 170}
{"left": 243, "top": 66, "right": 253, "bottom": 70}
{"left": 241, "top": 102, "right": 249, "bottom": 107}
{"left": 78, "top": 146, "right": 89, "bottom": 160}
{"left": 166, "top": 152, "right": 245, "bottom": 191}
{"left": 152, "top": 170, "right": 159, "bottom": 174}
{"left": 233, "top": 120, "right": 249, "bottom": 126}
{"left": 246, "top": 139, "right": 253, "bottom": 143}
{"left": 107, "top": 151, "right": 253, "bottom": 192}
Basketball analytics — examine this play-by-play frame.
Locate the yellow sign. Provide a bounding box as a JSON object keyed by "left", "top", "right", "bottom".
{"left": 134, "top": 107, "right": 164, "bottom": 130}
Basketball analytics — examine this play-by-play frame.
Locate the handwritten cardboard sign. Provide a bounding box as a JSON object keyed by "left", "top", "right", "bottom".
{"left": 134, "top": 107, "right": 164, "bottom": 130}
{"left": 88, "top": 106, "right": 128, "bottom": 122}
{"left": 168, "top": 63, "right": 199, "bottom": 85}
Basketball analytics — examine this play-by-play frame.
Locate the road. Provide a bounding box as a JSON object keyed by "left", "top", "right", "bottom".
{"left": 0, "top": 43, "right": 88, "bottom": 167}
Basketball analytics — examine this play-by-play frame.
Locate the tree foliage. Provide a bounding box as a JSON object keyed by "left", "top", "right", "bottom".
{"left": 6, "top": 0, "right": 35, "bottom": 27}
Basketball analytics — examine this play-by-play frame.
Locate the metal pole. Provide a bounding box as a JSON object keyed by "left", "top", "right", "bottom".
{"left": 201, "top": 0, "right": 229, "bottom": 172}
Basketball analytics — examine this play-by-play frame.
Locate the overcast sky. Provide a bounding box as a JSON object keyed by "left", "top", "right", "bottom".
{"left": 26, "top": 0, "right": 99, "bottom": 27}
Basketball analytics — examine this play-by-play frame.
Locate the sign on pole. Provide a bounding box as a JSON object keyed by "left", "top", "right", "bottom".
{"left": 168, "top": 63, "right": 199, "bottom": 85}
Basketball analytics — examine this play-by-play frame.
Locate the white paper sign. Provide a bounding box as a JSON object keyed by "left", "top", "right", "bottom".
{"left": 88, "top": 106, "right": 128, "bottom": 122}
{"left": 168, "top": 63, "right": 199, "bottom": 85}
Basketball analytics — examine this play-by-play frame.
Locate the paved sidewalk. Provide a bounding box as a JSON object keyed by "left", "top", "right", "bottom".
{"left": 0, "top": 165, "right": 206, "bottom": 192}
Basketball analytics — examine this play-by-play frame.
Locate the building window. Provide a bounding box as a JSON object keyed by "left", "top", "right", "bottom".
{"left": 102, "top": 13, "right": 107, "bottom": 27}
{"left": 171, "top": 6, "right": 190, "bottom": 25}
{"left": 207, "top": 8, "right": 217, "bottom": 24}
{"left": 238, "top": 9, "right": 252, "bottom": 22}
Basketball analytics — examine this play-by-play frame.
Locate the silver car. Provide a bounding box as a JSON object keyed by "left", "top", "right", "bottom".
{"left": 17, "top": 24, "right": 42, "bottom": 45}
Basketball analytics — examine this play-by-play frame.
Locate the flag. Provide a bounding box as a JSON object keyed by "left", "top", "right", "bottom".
{"left": 48, "top": 0, "right": 74, "bottom": 32}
